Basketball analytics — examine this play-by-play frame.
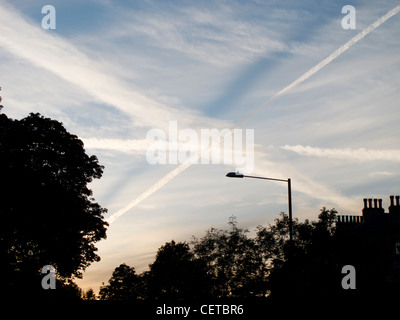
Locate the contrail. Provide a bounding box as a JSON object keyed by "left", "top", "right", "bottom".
{"left": 107, "top": 4, "right": 400, "bottom": 223}
{"left": 108, "top": 161, "right": 193, "bottom": 223}
{"left": 235, "top": 4, "right": 400, "bottom": 128}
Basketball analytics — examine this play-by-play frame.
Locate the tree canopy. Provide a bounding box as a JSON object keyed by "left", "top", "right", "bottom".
{"left": 99, "top": 263, "right": 140, "bottom": 301}
{"left": 0, "top": 112, "right": 108, "bottom": 298}
{"left": 100, "top": 209, "right": 354, "bottom": 303}
{"left": 147, "top": 240, "right": 212, "bottom": 300}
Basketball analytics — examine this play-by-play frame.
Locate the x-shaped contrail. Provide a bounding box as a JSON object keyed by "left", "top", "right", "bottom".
{"left": 108, "top": 5, "right": 400, "bottom": 223}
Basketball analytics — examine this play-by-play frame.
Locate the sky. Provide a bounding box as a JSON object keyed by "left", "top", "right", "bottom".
{"left": 1, "top": 0, "right": 400, "bottom": 294}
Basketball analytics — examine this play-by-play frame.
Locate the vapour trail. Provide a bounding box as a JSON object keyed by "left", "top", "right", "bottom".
{"left": 108, "top": 161, "right": 193, "bottom": 223}
{"left": 235, "top": 4, "right": 400, "bottom": 129}
{"left": 107, "top": 5, "right": 400, "bottom": 223}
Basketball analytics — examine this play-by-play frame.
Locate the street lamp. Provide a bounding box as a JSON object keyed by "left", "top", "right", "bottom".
{"left": 225, "top": 171, "right": 293, "bottom": 247}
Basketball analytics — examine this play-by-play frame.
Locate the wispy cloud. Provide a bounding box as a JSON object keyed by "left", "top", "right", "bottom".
{"left": 282, "top": 145, "right": 400, "bottom": 162}
{"left": 120, "top": 4, "right": 287, "bottom": 67}
{"left": 83, "top": 138, "right": 150, "bottom": 154}
{"left": 369, "top": 171, "right": 397, "bottom": 177}
{"left": 0, "top": 2, "right": 224, "bottom": 132}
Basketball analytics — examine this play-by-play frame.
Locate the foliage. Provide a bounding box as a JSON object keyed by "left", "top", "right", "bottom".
{"left": 191, "top": 216, "right": 268, "bottom": 298}
{"left": 83, "top": 288, "right": 97, "bottom": 300}
{"left": 266, "top": 208, "right": 341, "bottom": 301}
{"left": 99, "top": 263, "right": 140, "bottom": 300}
{"left": 101, "top": 210, "right": 347, "bottom": 302}
{"left": 0, "top": 87, "right": 3, "bottom": 112}
{"left": 0, "top": 112, "right": 108, "bottom": 298}
{"left": 147, "top": 240, "right": 211, "bottom": 300}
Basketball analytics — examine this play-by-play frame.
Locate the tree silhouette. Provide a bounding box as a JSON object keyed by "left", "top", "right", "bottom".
{"left": 147, "top": 240, "right": 212, "bottom": 301}
{"left": 100, "top": 241, "right": 211, "bottom": 301}
{"left": 0, "top": 87, "right": 3, "bottom": 113}
{"left": 99, "top": 263, "right": 140, "bottom": 301}
{"left": 100, "top": 207, "right": 397, "bottom": 304}
{"left": 0, "top": 112, "right": 108, "bottom": 299}
{"left": 264, "top": 208, "right": 343, "bottom": 302}
{"left": 84, "top": 288, "right": 97, "bottom": 300}
{"left": 192, "top": 216, "right": 268, "bottom": 298}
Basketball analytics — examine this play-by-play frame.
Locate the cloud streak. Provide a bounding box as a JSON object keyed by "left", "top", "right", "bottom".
{"left": 282, "top": 145, "right": 400, "bottom": 162}
{"left": 83, "top": 138, "right": 150, "bottom": 154}
{"left": 123, "top": 5, "right": 287, "bottom": 66}
{"left": 0, "top": 2, "right": 221, "bottom": 131}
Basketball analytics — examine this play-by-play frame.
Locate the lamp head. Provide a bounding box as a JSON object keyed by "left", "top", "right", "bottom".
{"left": 226, "top": 171, "right": 244, "bottom": 178}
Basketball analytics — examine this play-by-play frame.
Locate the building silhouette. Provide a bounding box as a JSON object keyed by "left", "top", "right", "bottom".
{"left": 336, "top": 195, "right": 400, "bottom": 293}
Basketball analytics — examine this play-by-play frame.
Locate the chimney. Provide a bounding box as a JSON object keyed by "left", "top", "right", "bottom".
{"left": 362, "top": 197, "right": 384, "bottom": 221}
{"left": 389, "top": 195, "right": 400, "bottom": 216}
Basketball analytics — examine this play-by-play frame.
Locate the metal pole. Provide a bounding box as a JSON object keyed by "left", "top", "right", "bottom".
{"left": 287, "top": 178, "right": 293, "bottom": 297}
{"left": 243, "top": 175, "right": 288, "bottom": 182}
{"left": 227, "top": 172, "right": 294, "bottom": 248}
{"left": 288, "top": 178, "right": 293, "bottom": 247}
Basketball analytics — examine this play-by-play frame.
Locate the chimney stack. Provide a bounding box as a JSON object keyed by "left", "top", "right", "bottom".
{"left": 362, "top": 197, "right": 384, "bottom": 221}
{"left": 389, "top": 195, "right": 400, "bottom": 217}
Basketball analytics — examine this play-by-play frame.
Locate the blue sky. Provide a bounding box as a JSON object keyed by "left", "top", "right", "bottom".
{"left": 1, "top": 0, "right": 400, "bottom": 293}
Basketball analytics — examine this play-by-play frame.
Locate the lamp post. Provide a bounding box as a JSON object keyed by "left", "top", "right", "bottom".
{"left": 225, "top": 172, "right": 293, "bottom": 248}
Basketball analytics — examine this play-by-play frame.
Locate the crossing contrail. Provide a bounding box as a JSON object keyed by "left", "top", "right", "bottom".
{"left": 107, "top": 4, "right": 400, "bottom": 223}
{"left": 108, "top": 161, "right": 193, "bottom": 223}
